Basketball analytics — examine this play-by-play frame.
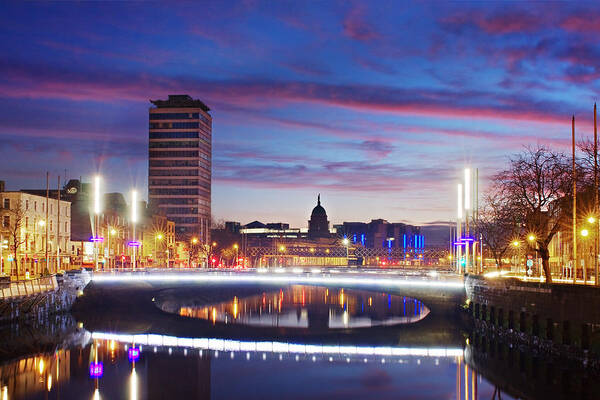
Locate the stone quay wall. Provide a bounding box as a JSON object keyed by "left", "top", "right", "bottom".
{"left": 465, "top": 274, "right": 600, "bottom": 358}
{"left": 0, "top": 270, "right": 91, "bottom": 322}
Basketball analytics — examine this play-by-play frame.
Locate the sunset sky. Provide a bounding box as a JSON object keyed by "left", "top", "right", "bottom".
{"left": 1, "top": 1, "right": 599, "bottom": 227}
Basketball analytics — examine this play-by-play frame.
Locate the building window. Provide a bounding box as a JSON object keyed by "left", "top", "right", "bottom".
{"left": 25, "top": 200, "right": 29, "bottom": 210}
{"left": 3, "top": 198, "right": 9, "bottom": 209}
{"left": 50, "top": 220, "right": 53, "bottom": 231}
{"left": 2, "top": 216, "right": 9, "bottom": 227}
{"left": 34, "top": 201, "right": 37, "bottom": 211}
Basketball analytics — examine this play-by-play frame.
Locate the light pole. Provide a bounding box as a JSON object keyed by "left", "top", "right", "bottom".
{"left": 512, "top": 240, "right": 520, "bottom": 274}
{"left": 582, "top": 228, "right": 590, "bottom": 284}
{"left": 528, "top": 234, "right": 538, "bottom": 279}
{"left": 155, "top": 233, "right": 163, "bottom": 267}
{"left": 190, "top": 237, "right": 198, "bottom": 268}
{"left": 93, "top": 175, "right": 102, "bottom": 271}
{"left": 131, "top": 190, "right": 138, "bottom": 271}
{"left": 35, "top": 219, "right": 45, "bottom": 276}
{"left": 108, "top": 227, "right": 117, "bottom": 270}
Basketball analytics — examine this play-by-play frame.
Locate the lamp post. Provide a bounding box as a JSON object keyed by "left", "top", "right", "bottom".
{"left": 108, "top": 228, "right": 117, "bottom": 270}
{"left": 512, "top": 240, "right": 520, "bottom": 274}
{"left": 35, "top": 220, "right": 45, "bottom": 276}
{"left": 131, "top": 190, "right": 137, "bottom": 271}
{"left": 155, "top": 233, "right": 163, "bottom": 268}
{"left": 93, "top": 176, "right": 101, "bottom": 272}
{"left": 190, "top": 237, "right": 199, "bottom": 268}
{"left": 582, "top": 228, "right": 590, "bottom": 284}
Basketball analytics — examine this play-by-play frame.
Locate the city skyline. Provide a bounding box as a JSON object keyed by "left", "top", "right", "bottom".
{"left": 1, "top": 2, "right": 600, "bottom": 227}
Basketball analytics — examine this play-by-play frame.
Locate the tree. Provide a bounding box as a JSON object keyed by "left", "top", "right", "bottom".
{"left": 476, "top": 192, "right": 519, "bottom": 269}
{"left": 1, "top": 198, "right": 27, "bottom": 280}
{"left": 492, "top": 146, "right": 572, "bottom": 283}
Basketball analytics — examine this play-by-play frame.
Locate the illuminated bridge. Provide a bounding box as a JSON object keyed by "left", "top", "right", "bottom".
{"left": 74, "top": 268, "right": 468, "bottom": 352}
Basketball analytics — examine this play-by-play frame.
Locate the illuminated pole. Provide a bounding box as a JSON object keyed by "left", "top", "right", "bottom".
{"left": 45, "top": 172, "right": 49, "bottom": 274}
{"left": 131, "top": 190, "right": 137, "bottom": 271}
{"left": 572, "top": 116, "right": 577, "bottom": 283}
{"left": 93, "top": 175, "right": 101, "bottom": 271}
{"left": 464, "top": 168, "right": 471, "bottom": 274}
{"left": 57, "top": 175, "right": 61, "bottom": 273}
{"left": 457, "top": 183, "right": 463, "bottom": 273}
{"left": 595, "top": 102, "right": 598, "bottom": 285}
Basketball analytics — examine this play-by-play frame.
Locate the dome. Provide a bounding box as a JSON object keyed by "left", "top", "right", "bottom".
{"left": 311, "top": 194, "right": 327, "bottom": 217}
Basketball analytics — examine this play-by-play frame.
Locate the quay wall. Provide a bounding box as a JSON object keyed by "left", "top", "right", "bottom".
{"left": 0, "top": 271, "right": 91, "bottom": 322}
{"left": 465, "top": 274, "right": 600, "bottom": 358}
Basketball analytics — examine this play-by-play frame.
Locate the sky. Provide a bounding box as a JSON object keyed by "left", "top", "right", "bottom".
{"left": 1, "top": 1, "right": 599, "bottom": 228}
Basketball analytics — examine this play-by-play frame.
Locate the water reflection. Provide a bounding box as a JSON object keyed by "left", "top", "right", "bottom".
{"left": 178, "top": 286, "right": 429, "bottom": 329}
{"left": 0, "top": 335, "right": 512, "bottom": 400}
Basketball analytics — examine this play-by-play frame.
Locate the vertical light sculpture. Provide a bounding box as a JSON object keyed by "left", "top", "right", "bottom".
{"left": 131, "top": 190, "right": 138, "bottom": 271}
{"left": 464, "top": 168, "right": 471, "bottom": 274}
{"left": 457, "top": 183, "right": 463, "bottom": 273}
{"left": 93, "top": 175, "right": 101, "bottom": 271}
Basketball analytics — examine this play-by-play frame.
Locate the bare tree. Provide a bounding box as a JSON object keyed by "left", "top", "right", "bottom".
{"left": 493, "top": 146, "right": 572, "bottom": 283}
{"left": 476, "top": 191, "right": 519, "bottom": 269}
{"left": 1, "top": 199, "right": 27, "bottom": 280}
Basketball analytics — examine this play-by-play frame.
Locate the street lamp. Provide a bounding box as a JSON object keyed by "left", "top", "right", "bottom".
{"left": 582, "top": 229, "right": 590, "bottom": 237}
{"left": 155, "top": 234, "right": 163, "bottom": 268}
{"left": 131, "top": 189, "right": 138, "bottom": 271}
{"left": 93, "top": 176, "right": 102, "bottom": 271}
{"left": 512, "top": 240, "right": 520, "bottom": 273}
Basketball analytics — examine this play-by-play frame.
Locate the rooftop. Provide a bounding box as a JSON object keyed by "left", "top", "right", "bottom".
{"left": 150, "top": 94, "right": 211, "bottom": 112}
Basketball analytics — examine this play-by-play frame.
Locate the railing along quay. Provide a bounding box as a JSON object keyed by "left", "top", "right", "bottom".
{"left": 0, "top": 276, "right": 58, "bottom": 300}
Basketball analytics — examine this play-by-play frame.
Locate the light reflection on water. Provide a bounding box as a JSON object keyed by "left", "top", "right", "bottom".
{"left": 178, "top": 286, "right": 429, "bottom": 329}
{"left": 1, "top": 339, "right": 510, "bottom": 400}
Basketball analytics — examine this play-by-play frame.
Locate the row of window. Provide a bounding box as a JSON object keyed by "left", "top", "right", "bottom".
{"left": 170, "top": 217, "right": 200, "bottom": 224}
{"left": 1, "top": 215, "right": 68, "bottom": 232}
{"left": 155, "top": 198, "right": 198, "bottom": 205}
{"left": 2, "top": 198, "right": 69, "bottom": 216}
{"left": 150, "top": 132, "right": 200, "bottom": 139}
{"left": 150, "top": 112, "right": 199, "bottom": 120}
{"left": 164, "top": 207, "right": 198, "bottom": 214}
{"left": 149, "top": 150, "right": 199, "bottom": 158}
{"left": 149, "top": 160, "right": 199, "bottom": 167}
{"left": 149, "top": 112, "right": 211, "bottom": 125}
{"left": 149, "top": 169, "right": 199, "bottom": 176}
{"left": 149, "top": 188, "right": 209, "bottom": 195}
{"left": 150, "top": 122, "right": 200, "bottom": 129}
{"left": 149, "top": 141, "right": 200, "bottom": 149}
{"left": 149, "top": 179, "right": 201, "bottom": 186}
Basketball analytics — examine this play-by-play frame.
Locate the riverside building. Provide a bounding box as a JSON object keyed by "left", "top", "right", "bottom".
{"left": 149, "top": 95, "right": 212, "bottom": 242}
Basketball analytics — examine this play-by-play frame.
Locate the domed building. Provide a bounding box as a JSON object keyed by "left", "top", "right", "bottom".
{"left": 308, "top": 194, "right": 331, "bottom": 239}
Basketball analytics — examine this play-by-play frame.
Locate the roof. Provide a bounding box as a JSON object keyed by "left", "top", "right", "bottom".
{"left": 150, "top": 95, "right": 211, "bottom": 112}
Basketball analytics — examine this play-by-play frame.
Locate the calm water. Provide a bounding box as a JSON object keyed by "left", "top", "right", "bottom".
{"left": 2, "top": 283, "right": 594, "bottom": 399}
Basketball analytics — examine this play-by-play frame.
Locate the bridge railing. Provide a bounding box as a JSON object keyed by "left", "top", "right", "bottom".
{"left": 0, "top": 276, "right": 58, "bottom": 300}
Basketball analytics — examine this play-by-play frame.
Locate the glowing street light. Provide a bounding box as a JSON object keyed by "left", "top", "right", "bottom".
{"left": 528, "top": 235, "right": 536, "bottom": 242}
{"left": 588, "top": 216, "right": 596, "bottom": 224}
{"left": 464, "top": 168, "right": 471, "bottom": 210}
{"left": 582, "top": 229, "right": 590, "bottom": 237}
{"left": 94, "top": 175, "right": 101, "bottom": 215}
{"left": 131, "top": 189, "right": 138, "bottom": 270}
{"left": 512, "top": 241, "right": 520, "bottom": 247}
{"left": 93, "top": 175, "right": 102, "bottom": 271}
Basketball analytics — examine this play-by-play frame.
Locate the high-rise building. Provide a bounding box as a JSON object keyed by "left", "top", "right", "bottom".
{"left": 149, "top": 95, "right": 212, "bottom": 242}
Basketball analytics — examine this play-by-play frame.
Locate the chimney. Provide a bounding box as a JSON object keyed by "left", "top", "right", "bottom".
{"left": 0, "top": 180, "right": 5, "bottom": 192}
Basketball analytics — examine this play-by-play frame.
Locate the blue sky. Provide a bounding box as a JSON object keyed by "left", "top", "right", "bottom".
{"left": 1, "top": 1, "right": 599, "bottom": 227}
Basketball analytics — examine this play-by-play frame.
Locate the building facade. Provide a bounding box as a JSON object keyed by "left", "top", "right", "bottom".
{"left": 148, "top": 95, "right": 212, "bottom": 243}
{"left": 0, "top": 188, "right": 71, "bottom": 276}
